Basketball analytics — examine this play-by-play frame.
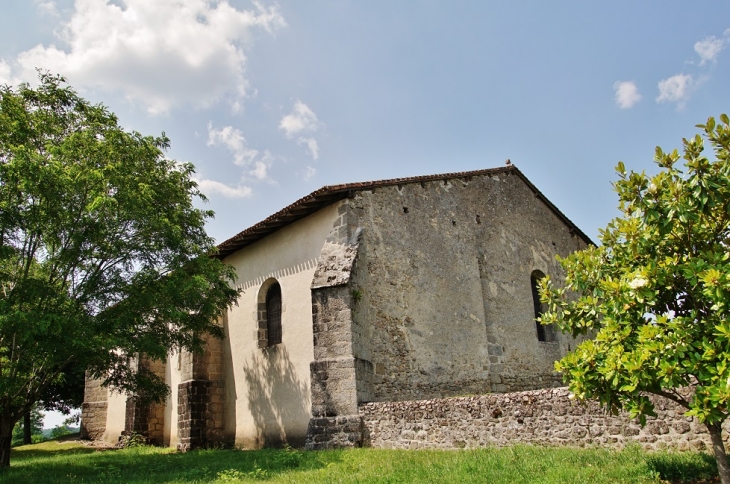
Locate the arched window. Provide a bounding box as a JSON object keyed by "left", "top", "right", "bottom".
{"left": 531, "top": 270, "right": 552, "bottom": 342}
{"left": 265, "top": 282, "right": 282, "bottom": 346}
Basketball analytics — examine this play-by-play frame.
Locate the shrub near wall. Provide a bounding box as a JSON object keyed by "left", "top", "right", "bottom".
{"left": 359, "top": 388, "right": 729, "bottom": 451}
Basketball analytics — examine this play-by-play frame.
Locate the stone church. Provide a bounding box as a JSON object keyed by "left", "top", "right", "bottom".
{"left": 81, "top": 164, "right": 592, "bottom": 450}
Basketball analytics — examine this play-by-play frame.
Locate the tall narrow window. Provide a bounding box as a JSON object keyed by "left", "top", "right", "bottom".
{"left": 531, "top": 270, "right": 549, "bottom": 342}
{"left": 266, "top": 283, "right": 282, "bottom": 346}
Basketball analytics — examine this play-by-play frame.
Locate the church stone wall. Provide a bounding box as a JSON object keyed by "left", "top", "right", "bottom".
{"left": 348, "top": 171, "right": 588, "bottom": 403}
{"left": 360, "top": 388, "right": 728, "bottom": 451}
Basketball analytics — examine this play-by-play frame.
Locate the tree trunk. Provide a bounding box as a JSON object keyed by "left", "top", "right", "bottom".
{"left": 707, "top": 422, "right": 730, "bottom": 484}
{"left": 22, "top": 411, "right": 31, "bottom": 445}
{"left": 0, "top": 417, "right": 15, "bottom": 468}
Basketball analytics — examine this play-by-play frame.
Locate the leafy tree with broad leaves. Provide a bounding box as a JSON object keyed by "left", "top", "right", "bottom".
{"left": 540, "top": 115, "right": 730, "bottom": 484}
{"left": 11, "top": 406, "right": 43, "bottom": 447}
{"left": 0, "top": 73, "right": 239, "bottom": 467}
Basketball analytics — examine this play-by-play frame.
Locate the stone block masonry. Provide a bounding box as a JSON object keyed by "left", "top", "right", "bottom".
{"left": 80, "top": 403, "right": 107, "bottom": 440}
{"left": 177, "top": 380, "right": 222, "bottom": 450}
{"left": 80, "top": 373, "right": 107, "bottom": 440}
{"left": 359, "top": 388, "right": 729, "bottom": 451}
{"left": 177, "top": 331, "right": 226, "bottom": 451}
{"left": 305, "top": 416, "right": 364, "bottom": 450}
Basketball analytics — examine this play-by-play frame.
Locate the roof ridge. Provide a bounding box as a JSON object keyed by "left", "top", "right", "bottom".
{"left": 215, "top": 165, "right": 592, "bottom": 259}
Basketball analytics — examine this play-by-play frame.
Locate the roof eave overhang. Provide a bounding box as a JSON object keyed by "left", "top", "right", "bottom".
{"left": 213, "top": 165, "right": 594, "bottom": 260}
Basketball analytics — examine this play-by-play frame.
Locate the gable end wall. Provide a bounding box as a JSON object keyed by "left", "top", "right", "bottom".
{"left": 347, "top": 171, "right": 588, "bottom": 402}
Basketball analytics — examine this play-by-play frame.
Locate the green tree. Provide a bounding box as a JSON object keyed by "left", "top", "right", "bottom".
{"left": 540, "top": 115, "right": 730, "bottom": 484}
{"left": 0, "top": 73, "right": 239, "bottom": 467}
{"left": 11, "top": 406, "right": 43, "bottom": 447}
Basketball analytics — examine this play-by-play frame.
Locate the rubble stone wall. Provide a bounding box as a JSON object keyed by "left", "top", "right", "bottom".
{"left": 359, "top": 388, "right": 729, "bottom": 451}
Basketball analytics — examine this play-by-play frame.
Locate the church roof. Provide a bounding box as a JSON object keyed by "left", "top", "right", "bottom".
{"left": 215, "top": 165, "right": 592, "bottom": 259}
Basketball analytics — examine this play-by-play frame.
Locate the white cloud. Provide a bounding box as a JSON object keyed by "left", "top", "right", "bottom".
{"left": 0, "top": 60, "right": 12, "bottom": 86}
{"left": 279, "top": 100, "right": 319, "bottom": 137}
{"left": 303, "top": 166, "right": 316, "bottom": 181}
{"left": 279, "top": 100, "right": 321, "bottom": 160}
{"left": 35, "top": 0, "right": 59, "bottom": 16}
{"left": 250, "top": 161, "right": 268, "bottom": 180}
{"left": 694, "top": 36, "right": 727, "bottom": 66}
{"left": 249, "top": 151, "right": 273, "bottom": 180}
{"left": 207, "top": 124, "right": 259, "bottom": 166}
{"left": 4, "top": 0, "right": 285, "bottom": 114}
{"left": 613, "top": 81, "right": 641, "bottom": 109}
{"left": 656, "top": 74, "right": 694, "bottom": 107}
{"left": 194, "top": 178, "right": 252, "bottom": 199}
{"left": 298, "top": 137, "right": 319, "bottom": 160}
{"left": 207, "top": 123, "right": 273, "bottom": 182}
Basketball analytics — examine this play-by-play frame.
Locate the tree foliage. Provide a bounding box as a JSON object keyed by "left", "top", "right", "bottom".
{"left": 540, "top": 115, "right": 730, "bottom": 483}
{"left": 0, "top": 73, "right": 239, "bottom": 466}
{"left": 11, "top": 406, "right": 43, "bottom": 447}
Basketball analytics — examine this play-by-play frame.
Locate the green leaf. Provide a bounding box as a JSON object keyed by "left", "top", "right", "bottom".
{"left": 547, "top": 113, "right": 730, "bottom": 428}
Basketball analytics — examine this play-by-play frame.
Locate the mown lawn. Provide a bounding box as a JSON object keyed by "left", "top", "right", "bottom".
{"left": 0, "top": 437, "right": 719, "bottom": 483}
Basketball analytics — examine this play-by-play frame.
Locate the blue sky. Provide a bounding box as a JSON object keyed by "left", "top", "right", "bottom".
{"left": 1, "top": 0, "right": 729, "bottom": 247}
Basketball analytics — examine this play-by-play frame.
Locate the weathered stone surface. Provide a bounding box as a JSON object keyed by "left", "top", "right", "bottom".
{"left": 311, "top": 229, "right": 361, "bottom": 289}
{"left": 80, "top": 402, "right": 107, "bottom": 440}
{"left": 359, "top": 388, "right": 729, "bottom": 451}
{"left": 118, "top": 356, "right": 168, "bottom": 445}
{"left": 309, "top": 284, "right": 359, "bottom": 419}
{"left": 305, "top": 415, "right": 363, "bottom": 450}
{"left": 346, "top": 172, "right": 590, "bottom": 402}
{"left": 177, "top": 331, "right": 226, "bottom": 451}
{"left": 80, "top": 373, "right": 108, "bottom": 440}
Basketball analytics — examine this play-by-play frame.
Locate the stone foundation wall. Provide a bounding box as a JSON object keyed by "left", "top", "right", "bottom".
{"left": 359, "top": 388, "right": 729, "bottom": 451}
{"left": 305, "top": 415, "right": 363, "bottom": 450}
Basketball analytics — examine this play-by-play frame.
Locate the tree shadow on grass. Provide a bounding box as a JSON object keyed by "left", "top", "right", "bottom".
{"left": 10, "top": 438, "right": 97, "bottom": 460}
{"left": 0, "top": 446, "right": 340, "bottom": 483}
{"left": 645, "top": 452, "right": 718, "bottom": 483}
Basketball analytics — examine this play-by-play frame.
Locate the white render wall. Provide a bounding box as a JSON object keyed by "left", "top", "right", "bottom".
{"left": 103, "top": 388, "right": 127, "bottom": 444}
{"left": 221, "top": 202, "right": 342, "bottom": 448}
{"left": 163, "top": 350, "right": 182, "bottom": 447}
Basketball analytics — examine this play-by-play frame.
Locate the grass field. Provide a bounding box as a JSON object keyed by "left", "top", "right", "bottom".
{"left": 0, "top": 437, "right": 719, "bottom": 483}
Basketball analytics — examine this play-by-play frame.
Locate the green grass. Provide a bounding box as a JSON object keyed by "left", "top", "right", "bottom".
{"left": 0, "top": 438, "right": 719, "bottom": 483}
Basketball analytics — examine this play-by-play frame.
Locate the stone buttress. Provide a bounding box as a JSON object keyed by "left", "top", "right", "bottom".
{"left": 177, "top": 331, "right": 226, "bottom": 450}
{"left": 121, "top": 357, "right": 167, "bottom": 444}
{"left": 305, "top": 201, "right": 366, "bottom": 449}
{"left": 80, "top": 372, "right": 108, "bottom": 440}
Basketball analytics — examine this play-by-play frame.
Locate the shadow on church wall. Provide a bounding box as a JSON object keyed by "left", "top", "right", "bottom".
{"left": 242, "top": 345, "right": 310, "bottom": 448}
